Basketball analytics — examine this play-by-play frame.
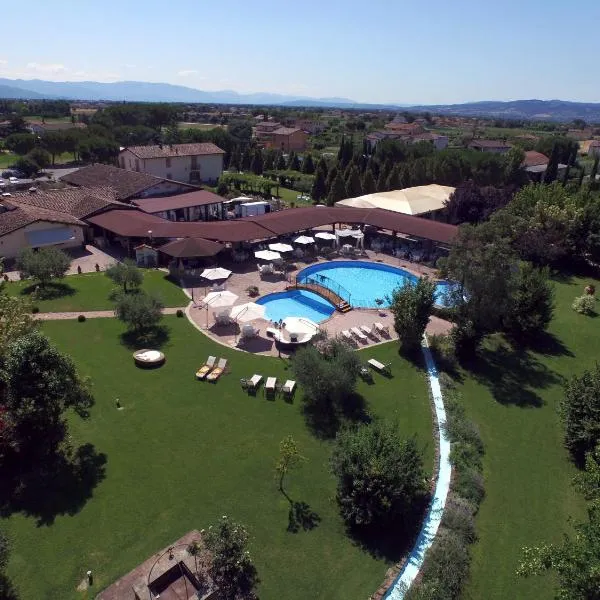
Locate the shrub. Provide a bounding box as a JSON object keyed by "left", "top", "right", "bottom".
{"left": 16, "top": 247, "right": 70, "bottom": 285}
{"left": 175, "top": 309, "right": 184, "bottom": 318}
{"left": 77, "top": 314, "right": 86, "bottom": 322}
{"left": 31, "top": 306, "right": 39, "bottom": 314}
{"left": 246, "top": 285, "right": 259, "bottom": 297}
{"left": 114, "top": 290, "right": 163, "bottom": 332}
{"left": 572, "top": 294, "right": 596, "bottom": 315}
{"left": 442, "top": 496, "right": 478, "bottom": 543}
{"left": 454, "top": 468, "right": 485, "bottom": 505}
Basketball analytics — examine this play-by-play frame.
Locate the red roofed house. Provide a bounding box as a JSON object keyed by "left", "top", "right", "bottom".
{"left": 266, "top": 127, "right": 308, "bottom": 152}
{"left": 468, "top": 139, "right": 512, "bottom": 154}
{"left": 119, "top": 143, "right": 225, "bottom": 185}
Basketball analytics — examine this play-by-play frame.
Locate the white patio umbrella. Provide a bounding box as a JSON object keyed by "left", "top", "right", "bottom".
{"left": 314, "top": 232, "right": 337, "bottom": 241}
{"left": 200, "top": 290, "right": 239, "bottom": 327}
{"left": 254, "top": 249, "right": 281, "bottom": 261}
{"left": 268, "top": 242, "right": 294, "bottom": 253}
{"left": 294, "top": 235, "right": 315, "bottom": 245}
{"left": 201, "top": 267, "right": 232, "bottom": 281}
{"left": 230, "top": 302, "right": 266, "bottom": 322}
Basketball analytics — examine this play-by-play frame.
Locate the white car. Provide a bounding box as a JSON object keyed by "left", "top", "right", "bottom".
{"left": 9, "top": 176, "right": 17, "bottom": 182}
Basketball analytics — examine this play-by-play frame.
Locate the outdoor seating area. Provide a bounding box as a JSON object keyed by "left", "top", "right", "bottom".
{"left": 196, "top": 356, "right": 228, "bottom": 382}
{"left": 240, "top": 374, "right": 297, "bottom": 401}
{"left": 340, "top": 322, "right": 391, "bottom": 347}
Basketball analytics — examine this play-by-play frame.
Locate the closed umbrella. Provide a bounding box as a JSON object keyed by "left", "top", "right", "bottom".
{"left": 255, "top": 249, "right": 281, "bottom": 261}
{"left": 294, "top": 235, "right": 315, "bottom": 245}
{"left": 201, "top": 267, "right": 232, "bottom": 281}
{"left": 269, "top": 243, "right": 293, "bottom": 253}
{"left": 230, "top": 302, "right": 266, "bottom": 323}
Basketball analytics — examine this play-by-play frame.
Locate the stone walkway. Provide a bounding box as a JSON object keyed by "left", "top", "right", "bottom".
{"left": 34, "top": 307, "right": 186, "bottom": 320}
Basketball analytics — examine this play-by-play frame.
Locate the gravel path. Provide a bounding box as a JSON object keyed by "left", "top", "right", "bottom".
{"left": 34, "top": 307, "right": 187, "bottom": 321}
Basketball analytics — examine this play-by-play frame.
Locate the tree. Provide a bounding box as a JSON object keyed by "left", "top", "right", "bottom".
{"left": 42, "top": 130, "right": 69, "bottom": 164}
{"left": 301, "top": 153, "right": 315, "bottom": 174}
{"left": 0, "top": 292, "right": 36, "bottom": 358}
{"left": 13, "top": 155, "right": 40, "bottom": 177}
{"left": 389, "top": 277, "right": 436, "bottom": 354}
{"left": 27, "top": 147, "right": 51, "bottom": 169}
{"left": 361, "top": 168, "right": 376, "bottom": 195}
{"left": 240, "top": 148, "right": 252, "bottom": 171}
{"left": 114, "top": 290, "right": 163, "bottom": 333}
{"left": 77, "top": 136, "right": 119, "bottom": 164}
{"left": 1, "top": 331, "right": 92, "bottom": 461}
{"left": 386, "top": 165, "right": 401, "bottom": 190}
{"left": 228, "top": 120, "right": 253, "bottom": 144}
{"left": 560, "top": 363, "right": 600, "bottom": 466}
{"left": 216, "top": 180, "right": 229, "bottom": 196}
{"left": 275, "top": 435, "right": 305, "bottom": 494}
{"left": 345, "top": 165, "right": 362, "bottom": 198}
{"left": 4, "top": 133, "right": 36, "bottom": 155}
{"left": 502, "top": 262, "right": 554, "bottom": 341}
{"left": 590, "top": 155, "right": 599, "bottom": 184}
{"left": 310, "top": 168, "right": 327, "bottom": 202}
{"left": 327, "top": 172, "right": 347, "bottom": 206}
{"left": 543, "top": 143, "right": 560, "bottom": 183}
{"left": 315, "top": 157, "right": 328, "bottom": 179}
{"left": 249, "top": 149, "right": 263, "bottom": 175}
{"left": 288, "top": 151, "right": 300, "bottom": 171}
{"left": 16, "top": 247, "right": 70, "bottom": 286}
{"left": 276, "top": 152, "right": 286, "bottom": 170}
{"left": 229, "top": 147, "right": 241, "bottom": 171}
{"left": 204, "top": 516, "right": 259, "bottom": 600}
{"left": 330, "top": 421, "right": 426, "bottom": 528}
{"left": 106, "top": 259, "right": 143, "bottom": 293}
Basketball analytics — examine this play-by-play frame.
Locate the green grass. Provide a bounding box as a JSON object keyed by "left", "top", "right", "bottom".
{"left": 5, "top": 271, "right": 187, "bottom": 312}
{"left": 277, "top": 186, "right": 313, "bottom": 206}
{"left": 0, "top": 151, "right": 75, "bottom": 169}
{"left": 2, "top": 317, "right": 433, "bottom": 599}
{"left": 451, "top": 274, "right": 598, "bottom": 599}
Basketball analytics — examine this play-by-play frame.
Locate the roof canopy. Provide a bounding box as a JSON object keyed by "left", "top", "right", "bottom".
{"left": 133, "top": 190, "right": 226, "bottom": 213}
{"left": 158, "top": 236, "right": 224, "bottom": 258}
{"left": 335, "top": 184, "right": 455, "bottom": 216}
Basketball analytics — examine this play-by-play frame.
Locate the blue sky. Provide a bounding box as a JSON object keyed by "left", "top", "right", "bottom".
{"left": 1, "top": 0, "right": 598, "bottom": 104}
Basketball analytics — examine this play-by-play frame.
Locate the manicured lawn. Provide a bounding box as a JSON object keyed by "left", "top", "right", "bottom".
{"left": 277, "top": 186, "right": 312, "bottom": 206}
{"left": 5, "top": 271, "right": 187, "bottom": 312}
{"left": 452, "top": 274, "right": 597, "bottom": 599}
{"left": 2, "top": 317, "right": 434, "bottom": 600}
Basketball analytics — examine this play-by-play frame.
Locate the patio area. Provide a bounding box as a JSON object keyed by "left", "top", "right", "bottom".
{"left": 183, "top": 250, "right": 452, "bottom": 357}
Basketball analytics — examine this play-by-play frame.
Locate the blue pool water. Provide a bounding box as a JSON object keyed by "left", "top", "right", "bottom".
{"left": 299, "top": 261, "right": 452, "bottom": 308}
{"left": 256, "top": 289, "right": 335, "bottom": 323}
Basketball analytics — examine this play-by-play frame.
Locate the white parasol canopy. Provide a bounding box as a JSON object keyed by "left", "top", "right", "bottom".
{"left": 294, "top": 235, "right": 315, "bottom": 245}
{"left": 254, "top": 249, "right": 281, "bottom": 261}
{"left": 269, "top": 242, "right": 294, "bottom": 253}
{"left": 336, "top": 229, "right": 361, "bottom": 238}
{"left": 230, "top": 302, "right": 266, "bottom": 323}
{"left": 201, "top": 267, "right": 232, "bottom": 281}
{"left": 283, "top": 317, "right": 320, "bottom": 335}
{"left": 202, "top": 290, "right": 239, "bottom": 308}
{"left": 314, "top": 232, "right": 337, "bottom": 241}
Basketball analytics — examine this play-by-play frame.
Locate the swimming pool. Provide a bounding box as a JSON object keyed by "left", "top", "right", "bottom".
{"left": 298, "top": 261, "right": 452, "bottom": 308}
{"left": 256, "top": 289, "right": 335, "bottom": 323}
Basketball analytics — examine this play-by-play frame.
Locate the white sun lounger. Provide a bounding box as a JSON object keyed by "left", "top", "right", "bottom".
{"left": 351, "top": 327, "right": 367, "bottom": 341}
{"left": 341, "top": 330, "right": 353, "bottom": 341}
{"left": 196, "top": 355, "right": 216, "bottom": 380}
{"left": 282, "top": 380, "right": 296, "bottom": 398}
{"left": 368, "top": 358, "right": 391, "bottom": 374}
{"left": 360, "top": 324, "right": 373, "bottom": 337}
{"left": 206, "top": 357, "right": 228, "bottom": 382}
{"left": 265, "top": 377, "right": 277, "bottom": 397}
{"left": 374, "top": 322, "right": 389, "bottom": 335}
{"left": 249, "top": 374, "right": 263, "bottom": 390}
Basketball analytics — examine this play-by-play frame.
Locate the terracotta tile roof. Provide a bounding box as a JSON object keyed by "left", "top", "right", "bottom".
{"left": 132, "top": 190, "right": 226, "bottom": 213}
{"left": 61, "top": 164, "right": 198, "bottom": 201}
{"left": 522, "top": 151, "right": 549, "bottom": 167}
{"left": 271, "top": 127, "right": 304, "bottom": 136}
{"left": 0, "top": 200, "right": 85, "bottom": 236}
{"left": 124, "top": 143, "right": 225, "bottom": 159}
{"left": 7, "top": 187, "right": 128, "bottom": 219}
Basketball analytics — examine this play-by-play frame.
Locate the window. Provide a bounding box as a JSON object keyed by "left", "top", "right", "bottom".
{"left": 166, "top": 157, "right": 171, "bottom": 168}
{"left": 191, "top": 155, "right": 198, "bottom": 170}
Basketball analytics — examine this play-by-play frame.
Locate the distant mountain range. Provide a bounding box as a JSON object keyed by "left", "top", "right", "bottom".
{"left": 0, "top": 78, "right": 599, "bottom": 121}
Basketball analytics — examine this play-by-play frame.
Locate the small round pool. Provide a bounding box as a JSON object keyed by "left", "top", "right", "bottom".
{"left": 256, "top": 289, "right": 335, "bottom": 323}
{"left": 298, "top": 260, "right": 452, "bottom": 308}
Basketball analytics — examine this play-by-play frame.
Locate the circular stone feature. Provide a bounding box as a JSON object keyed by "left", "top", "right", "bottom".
{"left": 133, "top": 349, "right": 165, "bottom": 367}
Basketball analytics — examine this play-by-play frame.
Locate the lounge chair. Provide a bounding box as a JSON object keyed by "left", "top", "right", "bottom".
{"left": 351, "top": 327, "right": 368, "bottom": 341}
{"left": 248, "top": 374, "right": 262, "bottom": 394}
{"left": 360, "top": 324, "right": 374, "bottom": 337}
{"left": 368, "top": 358, "right": 391, "bottom": 374}
{"left": 240, "top": 378, "right": 249, "bottom": 391}
{"left": 374, "top": 322, "right": 389, "bottom": 335}
{"left": 265, "top": 376, "right": 277, "bottom": 398}
{"left": 196, "top": 356, "right": 216, "bottom": 380}
{"left": 341, "top": 330, "right": 354, "bottom": 342}
{"left": 359, "top": 366, "right": 373, "bottom": 381}
{"left": 206, "top": 358, "right": 228, "bottom": 382}
{"left": 282, "top": 380, "right": 296, "bottom": 399}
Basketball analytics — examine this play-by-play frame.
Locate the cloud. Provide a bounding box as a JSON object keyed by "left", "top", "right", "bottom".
{"left": 177, "top": 69, "right": 198, "bottom": 77}
{"left": 26, "top": 62, "right": 68, "bottom": 74}
{"left": 0, "top": 59, "right": 7, "bottom": 66}
{"left": 123, "top": 64, "right": 136, "bottom": 69}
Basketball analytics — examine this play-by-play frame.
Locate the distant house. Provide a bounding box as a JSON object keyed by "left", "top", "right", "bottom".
{"left": 132, "top": 189, "right": 227, "bottom": 222}
{"left": 288, "top": 118, "right": 325, "bottom": 135}
{"left": 61, "top": 163, "right": 200, "bottom": 202}
{"left": 468, "top": 139, "right": 512, "bottom": 154}
{"left": 119, "top": 143, "right": 225, "bottom": 184}
{"left": 366, "top": 130, "right": 448, "bottom": 151}
{"left": 384, "top": 121, "right": 424, "bottom": 135}
{"left": 521, "top": 150, "right": 567, "bottom": 181}
{"left": 264, "top": 127, "right": 308, "bottom": 152}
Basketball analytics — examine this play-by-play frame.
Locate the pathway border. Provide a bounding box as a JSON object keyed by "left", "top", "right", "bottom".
{"left": 381, "top": 336, "right": 452, "bottom": 599}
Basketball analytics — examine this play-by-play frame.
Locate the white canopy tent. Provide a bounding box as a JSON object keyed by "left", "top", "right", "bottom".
{"left": 268, "top": 243, "right": 294, "bottom": 253}
{"left": 293, "top": 235, "right": 315, "bottom": 245}
{"left": 201, "top": 267, "right": 232, "bottom": 281}
{"left": 314, "top": 232, "right": 337, "bottom": 241}
{"left": 335, "top": 229, "right": 364, "bottom": 249}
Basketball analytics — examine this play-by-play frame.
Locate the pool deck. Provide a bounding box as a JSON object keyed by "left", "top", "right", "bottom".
{"left": 184, "top": 251, "right": 452, "bottom": 357}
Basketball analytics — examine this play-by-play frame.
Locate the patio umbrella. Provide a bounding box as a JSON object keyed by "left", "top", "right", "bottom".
{"left": 254, "top": 249, "right": 281, "bottom": 261}
{"left": 268, "top": 242, "right": 293, "bottom": 253}
{"left": 158, "top": 237, "right": 224, "bottom": 258}
{"left": 294, "top": 235, "right": 315, "bottom": 245}
{"left": 201, "top": 267, "right": 232, "bottom": 281}
{"left": 230, "top": 302, "right": 266, "bottom": 323}
{"left": 314, "top": 232, "right": 337, "bottom": 241}
{"left": 200, "top": 290, "right": 239, "bottom": 327}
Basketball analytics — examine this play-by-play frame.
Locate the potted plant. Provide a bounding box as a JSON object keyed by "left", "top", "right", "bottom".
{"left": 375, "top": 298, "right": 385, "bottom": 316}
{"left": 585, "top": 284, "right": 596, "bottom": 296}
{"left": 246, "top": 285, "right": 259, "bottom": 297}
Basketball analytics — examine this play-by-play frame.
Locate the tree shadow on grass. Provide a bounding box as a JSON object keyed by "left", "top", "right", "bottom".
{"left": 0, "top": 443, "right": 107, "bottom": 526}
{"left": 21, "top": 281, "right": 75, "bottom": 301}
{"left": 120, "top": 325, "right": 170, "bottom": 350}
{"left": 520, "top": 330, "right": 574, "bottom": 357}
{"left": 465, "top": 341, "right": 564, "bottom": 407}
{"left": 287, "top": 501, "right": 321, "bottom": 533}
{"left": 0, "top": 573, "right": 20, "bottom": 600}
{"left": 302, "top": 392, "right": 371, "bottom": 439}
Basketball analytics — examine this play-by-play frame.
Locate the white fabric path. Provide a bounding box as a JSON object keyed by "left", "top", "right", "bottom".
{"left": 384, "top": 337, "right": 452, "bottom": 599}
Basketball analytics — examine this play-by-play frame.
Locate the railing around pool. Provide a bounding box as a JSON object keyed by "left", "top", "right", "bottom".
{"left": 289, "top": 273, "right": 352, "bottom": 311}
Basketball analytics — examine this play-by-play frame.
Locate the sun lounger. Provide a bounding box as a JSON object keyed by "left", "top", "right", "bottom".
{"left": 341, "top": 330, "right": 353, "bottom": 341}
{"left": 265, "top": 376, "right": 277, "bottom": 397}
{"left": 248, "top": 374, "right": 263, "bottom": 393}
{"left": 359, "top": 366, "right": 373, "bottom": 381}
{"left": 351, "top": 327, "right": 368, "bottom": 341}
{"left": 282, "top": 380, "right": 296, "bottom": 399}
{"left": 196, "top": 355, "right": 216, "bottom": 380}
{"left": 368, "top": 358, "right": 391, "bottom": 374}
{"left": 360, "top": 324, "right": 373, "bottom": 337}
{"left": 206, "top": 358, "right": 228, "bottom": 382}
{"left": 374, "top": 322, "right": 389, "bottom": 335}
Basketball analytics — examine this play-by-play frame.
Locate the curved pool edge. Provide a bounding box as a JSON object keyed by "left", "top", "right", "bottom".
{"left": 383, "top": 335, "right": 452, "bottom": 599}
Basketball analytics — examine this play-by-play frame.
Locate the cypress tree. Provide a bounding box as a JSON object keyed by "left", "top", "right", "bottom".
{"left": 229, "top": 147, "right": 241, "bottom": 171}
{"left": 386, "top": 165, "right": 401, "bottom": 190}
{"left": 327, "top": 173, "right": 347, "bottom": 206}
{"left": 316, "top": 157, "right": 328, "bottom": 179}
{"left": 577, "top": 167, "right": 585, "bottom": 188}
{"left": 590, "top": 155, "right": 600, "bottom": 184}
{"left": 543, "top": 144, "right": 560, "bottom": 183}
{"left": 302, "top": 153, "right": 315, "bottom": 174}
{"left": 311, "top": 168, "right": 327, "bottom": 202}
{"left": 362, "top": 168, "right": 376, "bottom": 195}
{"left": 288, "top": 151, "right": 300, "bottom": 171}
{"left": 276, "top": 152, "right": 286, "bottom": 170}
{"left": 241, "top": 147, "right": 252, "bottom": 171}
{"left": 326, "top": 165, "right": 339, "bottom": 193}
{"left": 345, "top": 165, "right": 363, "bottom": 198}
{"left": 250, "top": 149, "right": 264, "bottom": 175}
{"left": 263, "top": 149, "right": 275, "bottom": 171}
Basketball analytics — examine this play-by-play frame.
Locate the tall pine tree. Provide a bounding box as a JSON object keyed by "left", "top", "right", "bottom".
{"left": 316, "top": 157, "right": 328, "bottom": 179}
{"left": 250, "top": 149, "right": 264, "bottom": 175}
{"left": 345, "top": 165, "right": 363, "bottom": 198}
{"left": 241, "top": 147, "right": 252, "bottom": 171}
{"left": 362, "top": 168, "right": 376, "bottom": 194}
{"left": 543, "top": 144, "right": 560, "bottom": 184}
{"left": 327, "top": 173, "right": 347, "bottom": 206}
{"left": 276, "top": 152, "right": 286, "bottom": 170}
{"left": 288, "top": 151, "right": 300, "bottom": 171}
{"left": 302, "top": 153, "right": 315, "bottom": 174}
{"left": 311, "top": 168, "right": 327, "bottom": 202}
{"left": 386, "top": 165, "right": 401, "bottom": 190}
{"left": 229, "top": 147, "right": 241, "bottom": 171}
{"left": 326, "top": 165, "right": 339, "bottom": 194}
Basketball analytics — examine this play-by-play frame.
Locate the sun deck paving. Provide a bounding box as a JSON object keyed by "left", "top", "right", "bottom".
{"left": 183, "top": 251, "right": 452, "bottom": 357}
